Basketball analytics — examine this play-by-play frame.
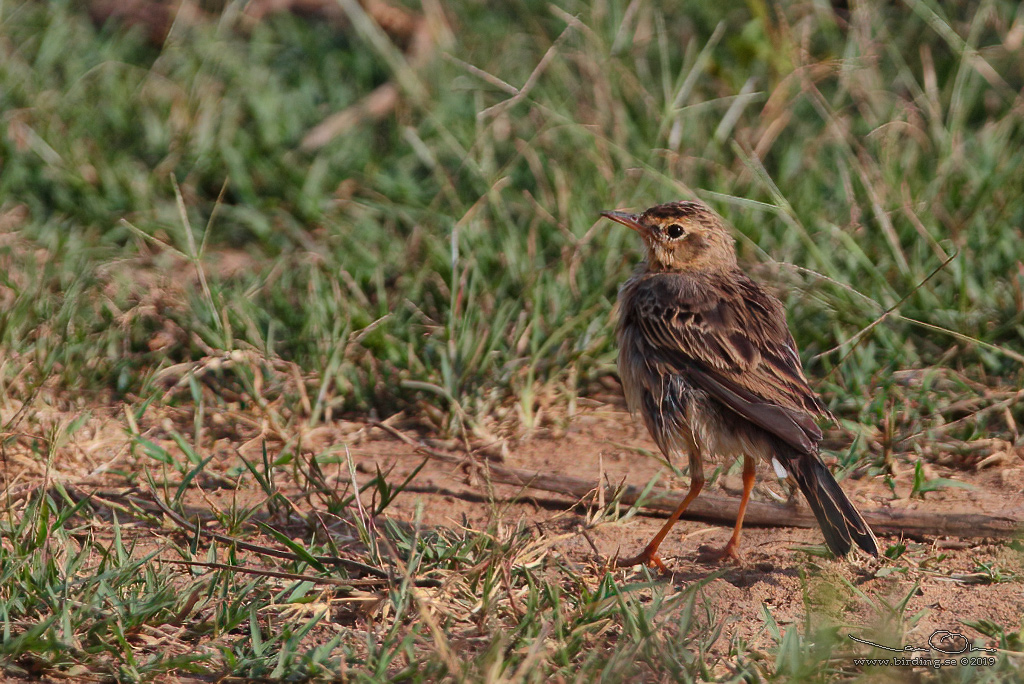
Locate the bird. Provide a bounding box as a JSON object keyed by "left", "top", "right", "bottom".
{"left": 601, "top": 200, "right": 879, "bottom": 571}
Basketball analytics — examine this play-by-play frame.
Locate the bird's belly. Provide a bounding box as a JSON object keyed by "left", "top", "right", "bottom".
{"left": 617, "top": 339, "right": 757, "bottom": 461}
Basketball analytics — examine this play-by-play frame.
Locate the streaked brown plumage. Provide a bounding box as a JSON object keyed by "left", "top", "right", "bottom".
{"left": 603, "top": 200, "right": 878, "bottom": 570}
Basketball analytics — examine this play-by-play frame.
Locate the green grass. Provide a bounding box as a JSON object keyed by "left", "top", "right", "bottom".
{"left": 3, "top": 0, "right": 1022, "bottom": 440}
{"left": 2, "top": 0, "right": 1024, "bottom": 680}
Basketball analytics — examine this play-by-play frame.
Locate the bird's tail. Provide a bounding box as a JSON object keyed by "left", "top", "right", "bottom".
{"left": 788, "top": 452, "right": 879, "bottom": 557}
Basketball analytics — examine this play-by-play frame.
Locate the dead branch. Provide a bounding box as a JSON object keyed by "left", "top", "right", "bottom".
{"left": 475, "top": 460, "right": 1023, "bottom": 541}
{"left": 370, "top": 422, "right": 1023, "bottom": 541}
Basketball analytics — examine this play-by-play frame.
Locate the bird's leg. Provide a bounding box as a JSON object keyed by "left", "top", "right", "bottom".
{"left": 714, "top": 454, "right": 755, "bottom": 562}
{"left": 616, "top": 449, "right": 704, "bottom": 571}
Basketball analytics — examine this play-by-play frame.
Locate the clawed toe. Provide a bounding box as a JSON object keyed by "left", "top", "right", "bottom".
{"left": 614, "top": 549, "right": 669, "bottom": 572}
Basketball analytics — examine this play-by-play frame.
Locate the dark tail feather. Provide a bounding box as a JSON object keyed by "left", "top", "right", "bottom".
{"left": 789, "top": 453, "right": 879, "bottom": 557}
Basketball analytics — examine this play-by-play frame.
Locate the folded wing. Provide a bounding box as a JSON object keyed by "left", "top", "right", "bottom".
{"left": 630, "top": 272, "right": 831, "bottom": 455}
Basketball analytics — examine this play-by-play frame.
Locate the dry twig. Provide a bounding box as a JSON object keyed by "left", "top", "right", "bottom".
{"left": 371, "top": 422, "right": 1023, "bottom": 542}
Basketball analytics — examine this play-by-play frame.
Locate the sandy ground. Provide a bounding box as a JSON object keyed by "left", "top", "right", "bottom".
{"left": 335, "top": 404, "right": 1024, "bottom": 656}
{"left": 4, "top": 397, "right": 1022, "bottom": 669}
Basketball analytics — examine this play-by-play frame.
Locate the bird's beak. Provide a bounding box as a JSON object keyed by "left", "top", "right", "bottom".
{"left": 600, "top": 210, "right": 645, "bottom": 233}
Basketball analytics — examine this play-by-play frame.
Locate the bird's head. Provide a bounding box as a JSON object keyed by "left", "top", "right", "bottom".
{"left": 601, "top": 201, "right": 737, "bottom": 273}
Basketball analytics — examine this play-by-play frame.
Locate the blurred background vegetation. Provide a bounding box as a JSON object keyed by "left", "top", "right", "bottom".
{"left": 2, "top": 0, "right": 1023, "bottom": 455}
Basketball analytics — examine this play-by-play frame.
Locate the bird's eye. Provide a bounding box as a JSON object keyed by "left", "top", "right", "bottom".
{"left": 665, "top": 223, "right": 685, "bottom": 239}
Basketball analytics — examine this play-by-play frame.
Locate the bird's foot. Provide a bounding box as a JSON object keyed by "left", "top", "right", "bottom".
{"left": 701, "top": 540, "right": 743, "bottom": 564}
{"left": 614, "top": 548, "right": 669, "bottom": 572}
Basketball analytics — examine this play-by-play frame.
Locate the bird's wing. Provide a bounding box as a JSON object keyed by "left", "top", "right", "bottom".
{"left": 629, "top": 273, "right": 831, "bottom": 454}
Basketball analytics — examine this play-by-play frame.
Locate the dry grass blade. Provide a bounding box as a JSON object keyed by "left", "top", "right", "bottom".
{"left": 813, "top": 249, "right": 958, "bottom": 366}
{"left": 165, "top": 559, "right": 433, "bottom": 588}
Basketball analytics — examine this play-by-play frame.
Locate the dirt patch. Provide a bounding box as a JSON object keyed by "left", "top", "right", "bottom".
{"left": 3, "top": 400, "right": 1022, "bottom": 665}
{"left": 336, "top": 405, "right": 1024, "bottom": 654}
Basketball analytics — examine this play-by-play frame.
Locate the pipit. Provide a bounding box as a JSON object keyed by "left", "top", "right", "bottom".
{"left": 602, "top": 200, "right": 879, "bottom": 570}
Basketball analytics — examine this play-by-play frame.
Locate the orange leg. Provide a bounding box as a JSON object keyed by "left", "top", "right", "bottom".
{"left": 715, "top": 454, "right": 756, "bottom": 561}
{"left": 616, "top": 450, "right": 704, "bottom": 571}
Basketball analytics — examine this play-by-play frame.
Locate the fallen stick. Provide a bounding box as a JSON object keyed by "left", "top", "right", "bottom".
{"left": 478, "top": 461, "right": 1023, "bottom": 541}
{"left": 370, "top": 422, "right": 1024, "bottom": 541}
